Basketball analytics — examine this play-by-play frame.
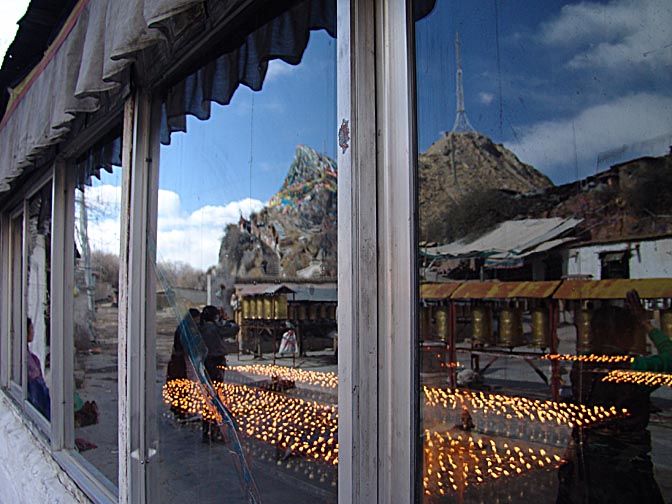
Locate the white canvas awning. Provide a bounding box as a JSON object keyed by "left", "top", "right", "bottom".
{"left": 0, "top": 0, "right": 336, "bottom": 192}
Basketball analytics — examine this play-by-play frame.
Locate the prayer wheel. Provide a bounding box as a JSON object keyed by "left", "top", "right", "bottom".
{"left": 242, "top": 298, "right": 252, "bottom": 320}
{"left": 288, "top": 303, "right": 296, "bottom": 320}
{"left": 255, "top": 297, "right": 264, "bottom": 319}
{"left": 576, "top": 308, "right": 592, "bottom": 353}
{"left": 471, "top": 305, "right": 493, "bottom": 345}
{"left": 531, "top": 307, "right": 549, "bottom": 348}
{"left": 328, "top": 304, "right": 337, "bottom": 320}
{"left": 319, "top": 303, "right": 328, "bottom": 319}
{"left": 498, "top": 307, "right": 523, "bottom": 347}
{"left": 662, "top": 310, "right": 672, "bottom": 339}
{"left": 420, "top": 305, "right": 432, "bottom": 341}
{"left": 297, "top": 304, "right": 307, "bottom": 320}
{"left": 436, "top": 306, "right": 449, "bottom": 342}
{"left": 263, "top": 297, "right": 273, "bottom": 319}
{"left": 309, "top": 304, "right": 319, "bottom": 320}
{"left": 274, "top": 294, "right": 288, "bottom": 320}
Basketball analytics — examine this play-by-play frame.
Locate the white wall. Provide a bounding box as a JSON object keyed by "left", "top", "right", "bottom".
{"left": 0, "top": 395, "right": 90, "bottom": 503}
{"left": 566, "top": 237, "right": 672, "bottom": 279}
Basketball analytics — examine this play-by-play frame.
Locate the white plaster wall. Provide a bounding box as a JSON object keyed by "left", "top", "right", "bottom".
{"left": 630, "top": 239, "right": 672, "bottom": 278}
{"left": 0, "top": 395, "right": 90, "bottom": 503}
{"left": 567, "top": 238, "right": 672, "bottom": 279}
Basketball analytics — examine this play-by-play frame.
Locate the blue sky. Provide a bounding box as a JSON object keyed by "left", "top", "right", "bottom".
{"left": 159, "top": 30, "right": 337, "bottom": 215}
{"left": 416, "top": 0, "right": 672, "bottom": 184}
{"left": 6, "top": 0, "right": 669, "bottom": 270}
{"left": 151, "top": 29, "right": 337, "bottom": 268}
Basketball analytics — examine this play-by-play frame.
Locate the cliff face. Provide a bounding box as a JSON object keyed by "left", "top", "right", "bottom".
{"left": 218, "top": 145, "right": 337, "bottom": 279}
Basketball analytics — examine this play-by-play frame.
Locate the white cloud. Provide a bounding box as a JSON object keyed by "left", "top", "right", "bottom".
{"left": 156, "top": 193, "right": 265, "bottom": 270}
{"left": 504, "top": 93, "right": 672, "bottom": 182}
{"left": 265, "top": 59, "right": 299, "bottom": 82}
{"left": 80, "top": 184, "right": 265, "bottom": 271}
{"left": 539, "top": 0, "right": 672, "bottom": 69}
{"left": 479, "top": 92, "right": 495, "bottom": 105}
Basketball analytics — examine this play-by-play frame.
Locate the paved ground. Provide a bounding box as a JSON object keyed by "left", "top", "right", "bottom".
{"left": 72, "top": 306, "right": 672, "bottom": 503}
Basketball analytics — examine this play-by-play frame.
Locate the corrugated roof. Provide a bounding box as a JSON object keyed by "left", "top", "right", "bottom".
{"left": 451, "top": 280, "right": 561, "bottom": 299}
{"left": 423, "top": 218, "right": 582, "bottom": 259}
{"left": 290, "top": 285, "right": 338, "bottom": 303}
{"left": 553, "top": 279, "right": 672, "bottom": 300}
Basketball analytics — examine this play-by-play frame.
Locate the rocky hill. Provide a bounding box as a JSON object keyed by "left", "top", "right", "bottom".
{"left": 218, "top": 145, "right": 337, "bottom": 279}
{"left": 419, "top": 132, "right": 553, "bottom": 240}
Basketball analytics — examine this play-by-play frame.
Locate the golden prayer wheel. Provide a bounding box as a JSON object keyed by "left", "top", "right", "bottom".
{"left": 242, "top": 298, "right": 251, "bottom": 319}
{"left": 436, "top": 306, "right": 449, "bottom": 342}
{"left": 263, "top": 297, "right": 273, "bottom": 319}
{"left": 498, "top": 307, "right": 523, "bottom": 347}
{"left": 419, "top": 305, "right": 432, "bottom": 341}
{"left": 471, "top": 305, "right": 493, "bottom": 345}
{"left": 288, "top": 303, "right": 296, "bottom": 320}
{"left": 576, "top": 308, "right": 592, "bottom": 353}
{"left": 309, "top": 304, "right": 319, "bottom": 320}
{"left": 274, "top": 294, "right": 288, "bottom": 320}
{"left": 531, "top": 307, "right": 549, "bottom": 348}
{"left": 255, "top": 297, "right": 264, "bottom": 319}
{"left": 297, "top": 304, "right": 307, "bottom": 320}
{"left": 329, "top": 304, "right": 337, "bottom": 320}
{"left": 319, "top": 303, "right": 328, "bottom": 319}
{"left": 662, "top": 310, "right": 672, "bottom": 339}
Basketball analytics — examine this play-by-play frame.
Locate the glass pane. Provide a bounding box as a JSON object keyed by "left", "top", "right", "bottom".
{"left": 155, "top": 27, "right": 338, "bottom": 504}
{"left": 415, "top": 1, "right": 672, "bottom": 503}
{"left": 26, "top": 182, "right": 53, "bottom": 421}
{"left": 73, "top": 159, "right": 122, "bottom": 486}
{"left": 10, "top": 213, "right": 23, "bottom": 386}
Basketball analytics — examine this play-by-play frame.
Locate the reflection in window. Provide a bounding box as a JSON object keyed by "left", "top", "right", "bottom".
{"left": 26, "top": 183, "right": 53, "bottom": 421}
{"left": 9, "top": 213, "right": 23, "bottom": 388}
{"left": 73, "top": 153, "right": 122, "bottom": 486}
{"left": 155, "top": 22, "right": 337, "bottom": 504}
{"left": 416, "top": 1, "right": 672, "bottom": 502}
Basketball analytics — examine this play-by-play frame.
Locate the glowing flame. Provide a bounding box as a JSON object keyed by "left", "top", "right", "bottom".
{"left": 226, "top": 364, "right": 338, "bottom": 389}
{"left": 602, "top": 369, "right": 672, "bottom": 387}
{"left": 541, "top": 354, "right": 634, "bottom": 364}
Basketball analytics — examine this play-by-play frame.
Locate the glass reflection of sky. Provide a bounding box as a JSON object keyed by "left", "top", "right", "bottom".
{"left": 415, "top": 0, "right": 672, "bottom": 184}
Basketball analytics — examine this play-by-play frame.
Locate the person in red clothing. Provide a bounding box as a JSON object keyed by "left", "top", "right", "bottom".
{"left": 557, "top": 290, "right": 670, "bottom": 504}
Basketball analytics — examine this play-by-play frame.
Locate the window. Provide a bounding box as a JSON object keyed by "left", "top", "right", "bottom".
{"left": 151, "top": 5, "right": 338, "bottom": 502}
{"left": 8, "top": 210, "right": 23, "bottom": 393}
{"left": 5, "top": 178, "right": 53, "bottom": 428}
{"left": 26, "top": 182, "right": 53, "bottom": 423}
{"left": 70, "top": 138, "right": 123, "bottom": 490}
{"left": 415, "top": 1, "right": 672, "bottom": 502}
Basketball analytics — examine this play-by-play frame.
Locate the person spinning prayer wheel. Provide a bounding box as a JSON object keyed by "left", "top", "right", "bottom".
{"left": 557, "top": 290, "right": 672, "bottom": 504}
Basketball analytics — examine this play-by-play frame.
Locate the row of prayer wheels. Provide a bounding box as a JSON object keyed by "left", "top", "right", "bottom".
{"left": 288, "top": 303, "right": 337, "bottom": 321}
{"left": 422, "top": 304, "right": 672, "bottom": 351}
{"left": 471, "top": 305, "right": 551, "bottom": 348}
{"left": 240, "top": 295, "right": 337, "bottom": 321}
{"left": 241, "top": 295, "right": 288, "bottom": 320}
{"left": 420, "top": 304, "right": 551, "bottom": 348}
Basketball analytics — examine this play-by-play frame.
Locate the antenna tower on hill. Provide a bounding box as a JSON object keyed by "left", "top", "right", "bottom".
{"left": 450, "top": 32, "right": 475, "bottom": 134}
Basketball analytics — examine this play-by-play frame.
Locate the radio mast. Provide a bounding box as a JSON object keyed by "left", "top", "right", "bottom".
{"left": 451, "top": 32, "right": 475, "bottom": 134}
